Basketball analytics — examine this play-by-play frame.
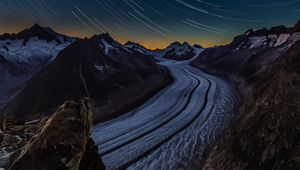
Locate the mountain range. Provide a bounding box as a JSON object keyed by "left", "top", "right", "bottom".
{"left": 0, "top": 20, "right": 299, "bottom": 170}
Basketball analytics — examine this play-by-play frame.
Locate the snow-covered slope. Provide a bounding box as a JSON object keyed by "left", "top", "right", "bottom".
{"left": 0, "top": 24, "right": 76, "bottom": 108}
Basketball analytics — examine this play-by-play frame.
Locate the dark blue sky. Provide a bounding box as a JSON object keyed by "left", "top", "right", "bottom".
{"left": 0, "top": 0, "right": 300, "bottom": 48}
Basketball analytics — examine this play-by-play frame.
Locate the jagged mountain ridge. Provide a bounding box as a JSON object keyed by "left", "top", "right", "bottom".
{"left": 125, "top": 41, "right": 204, "bottom": 60}
{"left": 192, "top": 20, "right": 300, "bottom": 96}
{"left": 0, "top": 24, "right": 75, "bottom": 45}
{"left": 0, "top": 24, "right": 76, "bottom": 109}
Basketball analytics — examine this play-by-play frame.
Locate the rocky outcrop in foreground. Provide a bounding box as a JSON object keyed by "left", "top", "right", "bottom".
{"left": 0, "top": 99, "right": 105, "bottom": 170}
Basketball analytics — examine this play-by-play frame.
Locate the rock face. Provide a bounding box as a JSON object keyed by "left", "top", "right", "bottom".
{"left": 196, "top": 22, "right": 300, "bottom": 169}
{"left": 8, "top": 99, "right": 105, "bottom": 170}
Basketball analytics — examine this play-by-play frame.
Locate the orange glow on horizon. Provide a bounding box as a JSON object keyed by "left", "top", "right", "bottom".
{"left": 0, "top": 27, "right": 231, "bottom": 49}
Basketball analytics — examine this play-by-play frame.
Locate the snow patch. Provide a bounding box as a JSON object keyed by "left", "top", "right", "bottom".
{"left": 122, "top": 47, "right": 133, "bottom": 54}
{"left": 100, "top": 40, "right": 114, "bottom": 55}
{"left": 248, "top": 36, "right": 267, "bottom": 48}
{"left": 0, "top": 37, "right": 72, "bottom": 64}
{"left": 94, "top": 64, "right": 105, "bottom": 71}
{"left": 274, "top": 34, "right": 290, "bottom": 47}
{"left": 288, "top": 32, "right": 300, "bottom": 44}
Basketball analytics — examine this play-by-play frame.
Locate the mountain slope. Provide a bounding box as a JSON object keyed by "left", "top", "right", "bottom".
{"left": 191, "top": 20, "right": 300, "bottom": 169}
{"left": 1, "top": 35, "right": 171, "bottom": 123}
{"left": 203, "top": 39, "right": 300, "bottom": 170}
{"left": 0, "top": 24, "right": 76, "bottom": 108}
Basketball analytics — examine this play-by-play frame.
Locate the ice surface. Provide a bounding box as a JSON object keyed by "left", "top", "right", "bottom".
{"left": 92, "top": 57, "right": 239, "bottom": 170}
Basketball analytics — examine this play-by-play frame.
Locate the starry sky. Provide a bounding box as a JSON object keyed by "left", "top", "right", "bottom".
{"left": 0, "top": 0, "right": 300, "bottom": 49}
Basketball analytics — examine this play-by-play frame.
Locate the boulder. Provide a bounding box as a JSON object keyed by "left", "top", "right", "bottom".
{"left": 9, "top": 98, "right": 104, "bottom": 170}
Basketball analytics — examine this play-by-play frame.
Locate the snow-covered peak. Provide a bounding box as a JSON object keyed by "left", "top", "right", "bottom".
{"left": 0, "top": 26, "right": 76, "bottom": 104}
{"left": 236, "top": 32, "right": 300, "bottom": 50}
{"left": 0, "top": 24, "right": 76, "bottom": 45}
{"left": 124, "top": 41, "right": 152, "bottom": 55}
{"left": 124, "top": 41, "right": 145, "bottom": 49}
{"left": 165, "top": 42, "right": 192, "bottom": 53}
{"left": 234, "top": 23, "right": 300, "bottom": 51}
{"left": 161, "top": 42, "right": 204, "bottom": 60}
{"left": 166, "top": 42, "right": 184, "bottom": 50}
{"left": 0, "top": 25, "right": 76, "bottom": 68}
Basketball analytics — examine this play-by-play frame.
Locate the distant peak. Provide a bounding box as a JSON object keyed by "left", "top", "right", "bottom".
{"left": 28, "top": 23, "right": 47, "bottom": 32}
{"left": 91, "top": 33, "right": 114, "bottom": 42}
{"left": 125, "top": 41, "right": 144, "bottom": 48}
{"left": 292, "top": 20, "right": 300, "bottom": 32}
{"left": 31, "top": 23, "right": 42, "bottom": 29}
{"left": 168, "top": 41, "right": 192, "bottom": 49}
{"left": 98, "top": 33, "right": 112, "bottom": 39}
{"left": 124, "top": 41, "right": 136, "bottom": 46}
{"left": 243, "top": 29, "right": 254, "bottom": 36}
{"left": 170, "top": 41, "right": 181, "bottom": 46}
{"left": 182, "top": 42, "right": 191, "bottom": 46}
{"left": 193, "top": 44, "right": 203, "bottom": 49}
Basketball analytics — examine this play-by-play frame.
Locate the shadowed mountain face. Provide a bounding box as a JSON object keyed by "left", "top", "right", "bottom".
{"left": 0, "top": 24, "right": 76, "bottom": 109}
{"left": 1, "top": 34, "right": 171, "bottom": 123}
{"left": 203, "top": 40, "right": 300, "bottom": 170}
{"left": 195, "top": 21, "right": 300, "bottom": 170}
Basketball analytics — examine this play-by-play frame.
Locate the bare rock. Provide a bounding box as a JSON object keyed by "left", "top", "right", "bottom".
{"left": 9, "top": 98, "right": 104, "bottom": 170}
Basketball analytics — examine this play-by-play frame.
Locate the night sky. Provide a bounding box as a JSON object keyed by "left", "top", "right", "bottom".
{"left": 0, "top": 0, "right": 300, "bottom": 49}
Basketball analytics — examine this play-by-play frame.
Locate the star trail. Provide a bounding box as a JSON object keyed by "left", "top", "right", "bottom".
{"left": 0, "top": 0, "right": 300, "bottom": 49}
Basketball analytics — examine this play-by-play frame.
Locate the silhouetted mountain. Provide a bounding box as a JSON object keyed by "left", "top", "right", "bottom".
{"left": 1, "top": 34, "right": 171, "bottom": 123}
